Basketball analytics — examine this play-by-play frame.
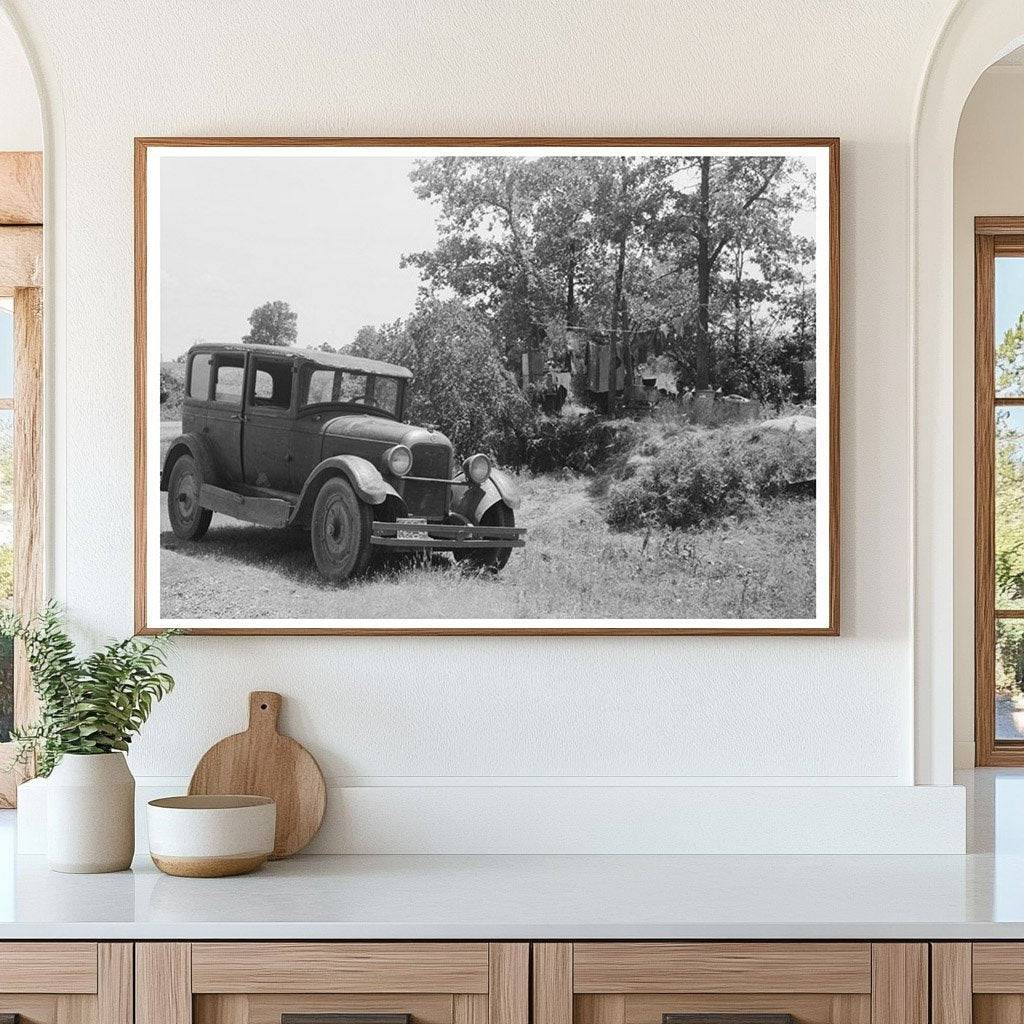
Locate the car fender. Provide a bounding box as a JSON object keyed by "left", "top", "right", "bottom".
{"left": 160, "top": 433, "right": 218, "bottom": 491}
{"left": 293, "top": 455, "right": 401, "bottom": 523}
{"left": 451, "top": 467, "right": 521, "bottom": 523}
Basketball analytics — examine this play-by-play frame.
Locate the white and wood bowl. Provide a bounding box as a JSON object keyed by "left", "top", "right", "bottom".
{"left": 147, "top": 795, "right": 277, "bottom": 877}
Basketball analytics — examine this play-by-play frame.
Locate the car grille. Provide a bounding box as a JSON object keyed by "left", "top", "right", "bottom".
{"left": 403, "top": 442, "right": 451, "bottom": 519}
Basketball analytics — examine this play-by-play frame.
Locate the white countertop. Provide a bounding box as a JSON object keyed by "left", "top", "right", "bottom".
{"left": 1, "top": 769, "right": 1022, "bottom": 941}
{"left": 1, "top": 849, "right": 1023, "bottom": 940}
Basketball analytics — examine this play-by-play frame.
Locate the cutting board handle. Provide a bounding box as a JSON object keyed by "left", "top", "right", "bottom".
{"left": 248, "top": 691, "right": 282, "bottom": 734}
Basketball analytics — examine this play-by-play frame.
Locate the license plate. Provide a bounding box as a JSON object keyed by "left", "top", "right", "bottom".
{"left": 396, "top": 517, "right": 427, "bottom": 539}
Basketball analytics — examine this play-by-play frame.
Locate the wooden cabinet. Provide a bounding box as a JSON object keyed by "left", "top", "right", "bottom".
{"left": 0, "top": 943, "right": 132, "bottom": 1024}
{"left": 533, "top": 944, "right": 928, "bottom": 1024}
{"left": 136, "top": 943, "right": 528, "bottom": 1024}
{"left": 931, "top": 943, "right": 1024, "bottom": 1024}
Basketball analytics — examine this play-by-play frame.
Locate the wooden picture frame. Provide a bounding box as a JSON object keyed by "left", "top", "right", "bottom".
{"left": 135, "top": 137, "right": 840, "bottom": 637}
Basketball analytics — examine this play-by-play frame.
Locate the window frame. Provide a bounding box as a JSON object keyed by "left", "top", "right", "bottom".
{"left": 975, "top": 218, "right": 1024, "bottom": 765}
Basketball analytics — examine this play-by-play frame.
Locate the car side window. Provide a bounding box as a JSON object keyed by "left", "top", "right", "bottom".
{"left": 188, "top": 353, "right": 213, "bottom": 400}
{"left": 301, "top": 368, "right": 368, "bottom": 407}
{"left": 304, "top": 368, "right": 336, "bottom": 405}
{"left": 251, "top": 359, "right": 292, "bottom": 409}
{"left": 212, "top": 357, "right": 245, "bottom": 405}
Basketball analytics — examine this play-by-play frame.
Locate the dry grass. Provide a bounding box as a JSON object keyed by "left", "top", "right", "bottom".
{"left": 159, "top": 470, "right": 815, "bottom": 622}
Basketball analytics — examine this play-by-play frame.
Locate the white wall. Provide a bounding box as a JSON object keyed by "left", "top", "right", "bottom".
{"left": 1, "top": 0, "right": 972, "bottom": 851}
{"left": 0, "top": 12, "right": 39, "bottom": 151}
{"left": 952, "top": 65, "right": 1024, "bottom": 768}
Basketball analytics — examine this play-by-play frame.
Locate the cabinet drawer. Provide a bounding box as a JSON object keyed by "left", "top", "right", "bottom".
{"left": 139, "top": 942, "right": 528, "bottom": 1024}
{"left": 0, "top": 943, "right": 130, "bottom": 1024}
{"left": 0, "top": 942, "right": 98, "bottom": 993}
{"left": 535, "top": 944, "right": 925, "bottom": 1024}
{"left": 572, "top": 943, "right": 872, "bottom": 994}
{"left": 191, "top": 943, "right": 490, "bottom": 993}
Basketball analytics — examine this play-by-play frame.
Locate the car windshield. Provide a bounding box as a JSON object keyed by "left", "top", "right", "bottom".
{"left": 300, "top": 366, "right": 402, "bottom": 418}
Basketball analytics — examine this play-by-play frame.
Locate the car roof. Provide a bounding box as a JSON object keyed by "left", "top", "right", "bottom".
{"left": 187, "top": 342, "right": 413, "bottom": 379}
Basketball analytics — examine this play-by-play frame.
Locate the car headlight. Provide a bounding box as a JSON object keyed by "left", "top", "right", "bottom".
{"left": 384, "top": 444, "right": 413, "bottom": 477}
{"left": 463, "top": 453, "right": 491, "bottom": 484}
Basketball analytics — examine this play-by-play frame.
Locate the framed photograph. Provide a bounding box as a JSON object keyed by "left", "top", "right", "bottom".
{"left": 135, "top": 137, "right": 839, "bottom": 636}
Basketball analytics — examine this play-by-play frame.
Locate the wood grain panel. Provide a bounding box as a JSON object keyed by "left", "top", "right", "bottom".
{"left": 576, "top": 996, "right": 626, "bottom": 1024}
{"left": 975, "top": 995, "right": 1024, "bottom": 1024}
{"left": 931, "top": 944, "right": 971, "bottom": 1024}
{"left": 236, "top": 994, "right": 454, "bottom": 1024}
{"left": 192, "top": 943, "right": 489, "bottom": 994}
{"left": 0, "top": 943, "right": 97, "bottom": 993}
{"left": 831, "top": 995, "right": 871, "bottom": 1024}
{"left": 136, "top": 943, "right": 192, "bottom": 1024}
{"left": 194, "top": 996, "right": 248, "bottom": 1024}
{"left": 870, "top": 945, "right": 927, "bottom": 1024}
{"left": 534, "top": 944, "right": 572, "bottom": 1024}
{"left": 97, "top": 945, "right": 133, "bottom": 1024}
{"left": 573, "top": 944, "right": 872, "bottom": 994}
{"left": 972, "top": 944, "right": 1024, "bottom": 992}
{"left": 0, "top": 994, "right": 60, "bottom": 1023}
{"left": 0, "top": 226, "right": 41, "bottom": 288}
{"left": 0, "top": 153, "right": 42, "bottom": 224}
{"left": 489, "top": 943, "right": 528, "bottom": 1024}
{"left": 454, "top": 995, "right": 487, "bottom": 1024}
{"left": 623, "top": 994, "right": 836, "bottom": 1024}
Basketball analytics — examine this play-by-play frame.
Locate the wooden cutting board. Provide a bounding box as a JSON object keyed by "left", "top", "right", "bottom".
{"left": 188, "top": 691, "right": 326, "bottom": 859}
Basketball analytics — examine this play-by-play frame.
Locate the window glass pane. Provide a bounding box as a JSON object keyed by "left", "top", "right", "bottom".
{"left": 0, "top": 410, "right": 13, "bottom": 742}
{"left": 187, "top": 353, "right": 211, "bottom": 400}
{"left": 997, "top": 619, "right": 1024, "bottom": 740}
{"left": 301, "top": 368, "right": 367, "bottom": 407}
{"left": 0, "top": 304, "right": 13, "bottom": 398}
{"left": 996, "top": 256, "right": 1024, "bottom": 396}
{"left": 997, "top": 407, "right": 1024, "bottom": 609}
{"left": 251, "top": 360, "right": 291, "bottom": 408}
{"left": 213, "top": 358, "right": 244, "bottom": 404}
{"left": 372, "top": 377, "right": 400, "bottom": 416}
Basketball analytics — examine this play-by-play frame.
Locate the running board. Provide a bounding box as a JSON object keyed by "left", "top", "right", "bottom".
{"left": 199, "top": 484, "right": 292, "bottom": 528}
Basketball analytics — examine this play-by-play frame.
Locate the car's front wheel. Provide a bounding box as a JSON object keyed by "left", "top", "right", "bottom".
{"left": 167, "top": 454, "right": 213, "bottom": 541}
{"left": 456, "top": 501, "right": 516, "bottom": 572}
{"left": 310, "top": 476, "right": 373, "bottom": 583}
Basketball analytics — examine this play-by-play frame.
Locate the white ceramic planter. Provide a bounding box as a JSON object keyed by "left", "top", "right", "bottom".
{"left": 46, "top": 752, "right": 135, "bottom": 873}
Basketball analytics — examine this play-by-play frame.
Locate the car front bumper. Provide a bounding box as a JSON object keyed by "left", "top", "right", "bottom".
{"left": 370, "top": 520, "right": 527, "bottom": 551}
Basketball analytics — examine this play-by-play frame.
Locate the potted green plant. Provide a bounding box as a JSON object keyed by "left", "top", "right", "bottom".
{"left": 2, "top": 604, "right": 177, "bottom": 873}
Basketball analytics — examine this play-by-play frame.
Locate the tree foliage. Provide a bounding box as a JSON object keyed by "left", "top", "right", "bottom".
{"left": 400, "top": 154, "right": 815, "bottom": 398}
{"left": 0, "top": 603, "right": 178, "bottom": 776}
{"left": 243, "top": 299, "right": 297, "bottom": 347}
{"left": 351, "top": 299, "right": 533, "bottom": 462}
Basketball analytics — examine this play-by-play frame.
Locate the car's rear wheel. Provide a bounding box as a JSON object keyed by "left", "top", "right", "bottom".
{"left": 310, "top": 476, "right": 372, "bottom": 582}
{"left": 167, "top": 454, "right": 212, "bottom": 541}
{"left": 456, "top": 501, "right": 516, "bottom": 572}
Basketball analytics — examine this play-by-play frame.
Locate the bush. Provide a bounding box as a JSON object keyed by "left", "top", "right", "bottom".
{"left": 524, "top": 414, "right": 635, "bottom": 474}
{"left": 606, "top": 425, "right": 815, "bottom": 530}
{"left": 350, "top": 299, "right": 534, "bottom": 465}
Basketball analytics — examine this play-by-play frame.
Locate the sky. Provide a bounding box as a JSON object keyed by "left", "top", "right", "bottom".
{"left": 997, "top": 256, "right": 1024, "bottom": 340}
{"left": 159, "top": 154, "right": 438, "bottom": 358}
{"left": 157, "top": 150, "right": 818, "bottom": 361}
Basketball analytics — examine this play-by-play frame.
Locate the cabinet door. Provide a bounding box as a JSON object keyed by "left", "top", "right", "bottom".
{"left": 0, "top": 942, "right": 131, "bottom": 1024}
{"left": 937, "top": 943, "right": 1024, "bottom": 1024}
{"left": 534, "top": 944, "right": 927, "bottom": 1024}
{"left": 137, "top": 943, "right": 528, "bottom": 1024}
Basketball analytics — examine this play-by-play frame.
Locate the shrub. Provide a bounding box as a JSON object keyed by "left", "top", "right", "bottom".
{"left": 350, "top": 299, "right": 534, "bottom": 464}
{"left": 524, "top": 413, "right": 636, "bottom": 474}
{"left": 606, "top": 425, "right": 815, "bottom": 530}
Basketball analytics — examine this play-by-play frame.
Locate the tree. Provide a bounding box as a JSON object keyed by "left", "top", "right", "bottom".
{"left": 243, "top": 300, "right": 297, "bottom": 347}
{"left": 350, "top": 299, "right": 533, "bottom": 463}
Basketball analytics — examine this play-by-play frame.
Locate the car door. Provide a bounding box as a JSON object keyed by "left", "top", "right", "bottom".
{"left": 205, "top": 351, "right": 246, "bottom": 484}
{"left": 242, "top": 354, "right": 296, "bottom": 492}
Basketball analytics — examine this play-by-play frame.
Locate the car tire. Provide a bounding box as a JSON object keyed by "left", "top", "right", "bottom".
{"left": 457, "top": 501, "right": 516, "bottom": 572}
{"left": 310, "top": 476, "right": 373, "bottom": 583}
{"left": 167, "top": 454, "right": 213, "bottom": 541}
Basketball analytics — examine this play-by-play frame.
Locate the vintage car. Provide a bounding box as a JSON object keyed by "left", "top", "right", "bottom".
{"left": 161, "top": 343, "right": 525, "bottom": 581}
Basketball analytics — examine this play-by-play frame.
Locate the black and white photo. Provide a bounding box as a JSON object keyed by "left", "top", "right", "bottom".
{"left": 136, "top": 139, "right": 838, "bottom": 634}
